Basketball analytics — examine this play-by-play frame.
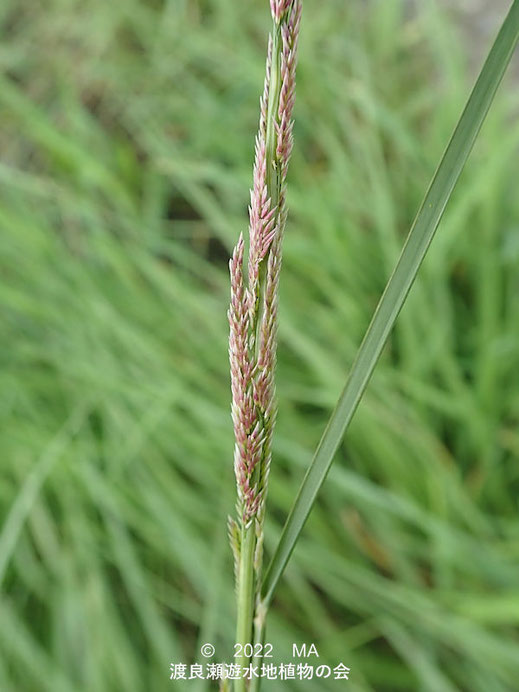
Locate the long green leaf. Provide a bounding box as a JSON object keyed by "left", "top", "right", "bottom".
{"left": 262, "top": 0, "right": 519, "bottom": 608}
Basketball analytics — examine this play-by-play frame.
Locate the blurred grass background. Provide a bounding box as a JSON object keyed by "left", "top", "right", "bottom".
{"left": 1, "top": 0, "right": 519, "bottom": 690}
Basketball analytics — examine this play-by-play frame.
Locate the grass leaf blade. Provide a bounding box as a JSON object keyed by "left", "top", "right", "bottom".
{"left": 262, "top": 0, "right": 519, "bottom": 607}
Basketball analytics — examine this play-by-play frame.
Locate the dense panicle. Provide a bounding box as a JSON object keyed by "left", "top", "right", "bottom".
{"left": 228, "top": 1, "right": 300, "bottom": 535}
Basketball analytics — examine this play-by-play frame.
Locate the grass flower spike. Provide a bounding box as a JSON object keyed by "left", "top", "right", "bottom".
{"left": 228, "top": 0, "right": 301, "bottom": 687}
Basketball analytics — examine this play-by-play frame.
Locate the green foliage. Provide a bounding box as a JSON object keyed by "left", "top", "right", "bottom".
{"left": 1, "top": 1, "right": 519, "bottom": 691}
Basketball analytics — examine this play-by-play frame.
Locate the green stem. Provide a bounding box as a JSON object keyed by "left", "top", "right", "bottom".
{"left": 234, "top": 525, "right": 256, "bottom": 692}
{"left": 265, "top": 22, "right": 282, "bottom": 209}
{"left": 249, "top": 600, "right": 267, "bottom": 692}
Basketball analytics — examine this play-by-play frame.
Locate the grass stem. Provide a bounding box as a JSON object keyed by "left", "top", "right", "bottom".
{"left": 234, "top": 525, "right": 256, "bottom": 692}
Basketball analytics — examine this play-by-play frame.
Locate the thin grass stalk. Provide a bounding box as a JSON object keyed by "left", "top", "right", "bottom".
{"left": 227, "top": 1, "right": 301, "bottom": 689}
